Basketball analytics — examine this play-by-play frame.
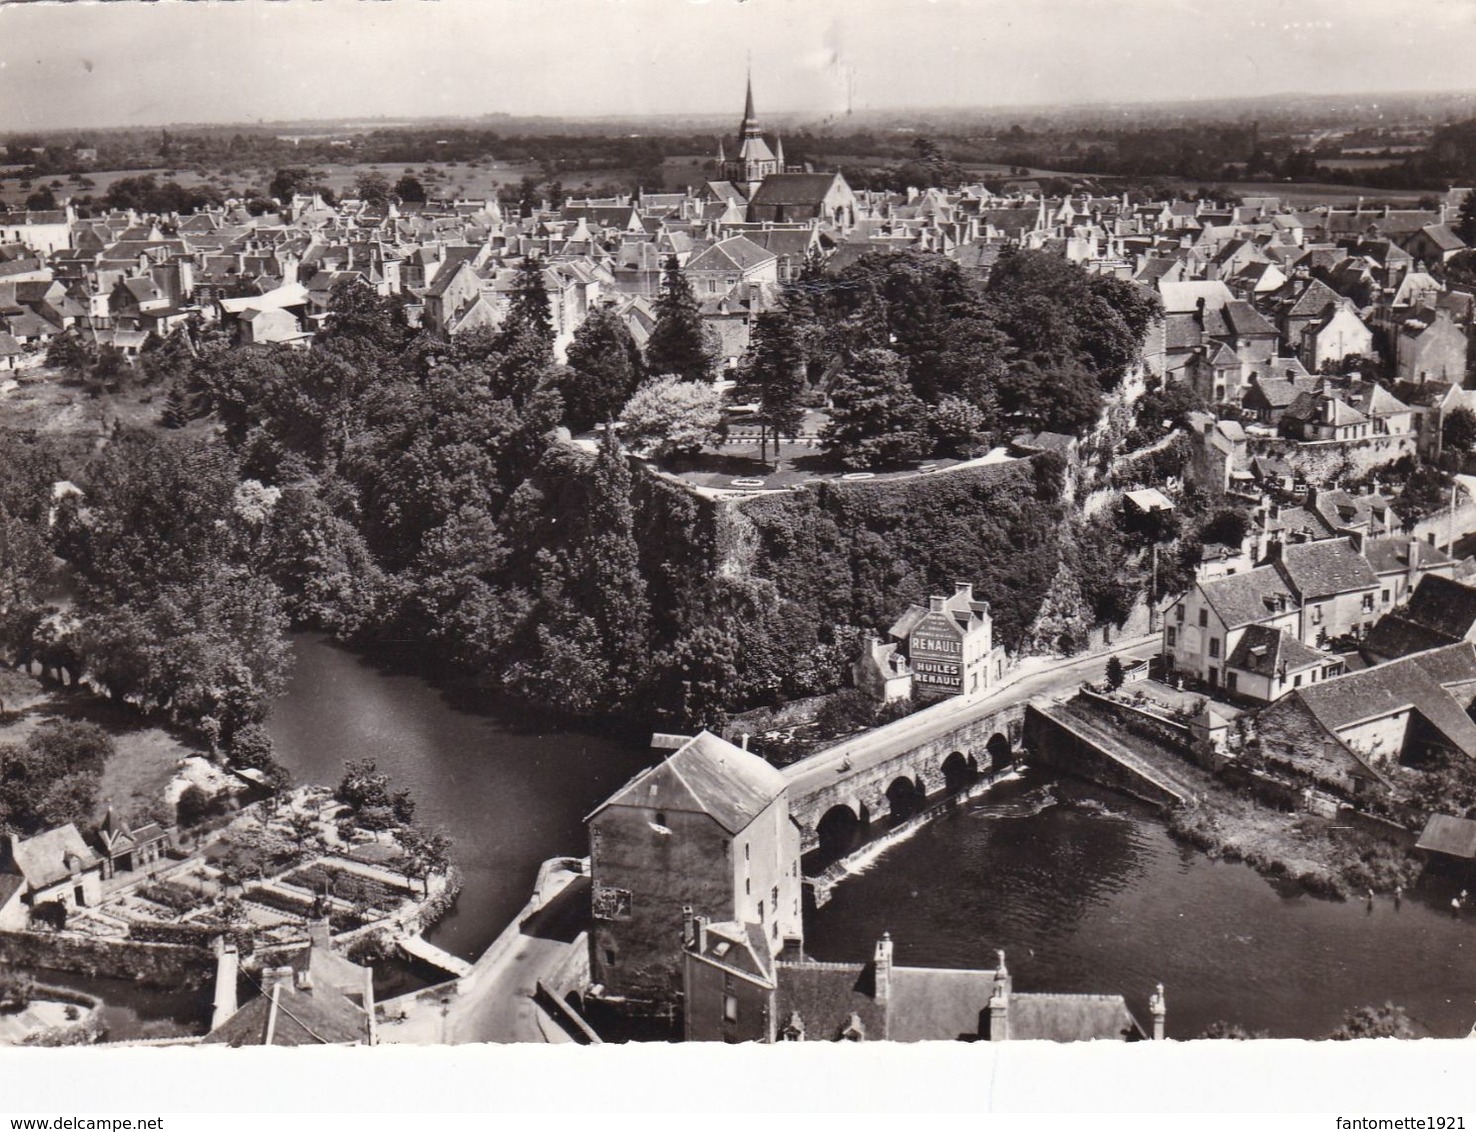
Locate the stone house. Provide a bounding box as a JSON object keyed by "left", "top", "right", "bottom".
{"left": 0, "top": 825, "right": 104, "bottom": 929}
{"left": 1255, "top": 643, "right": 1476, "bottom": 798}
{"left": 684, "top": 931, "right": 1155, "bottom": 1043}
{"left": 852, "top": 635, "right": 913, "bottom": 703}
{"left": 887, "top": 583, "right": 1004, "bottom": 700}
{"left": 1363, "top": 573, "right": 1476, "bottom": 664}
{"left": 1396, "top": 307, "right": 1468, "bottom": 385}
{"left": 586, "top": 731, "right": 803, "bottom": 1012}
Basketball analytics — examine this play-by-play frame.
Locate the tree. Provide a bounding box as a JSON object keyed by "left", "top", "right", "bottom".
{"left": 176, "top": 784, "right": 214, "bottom": 828}
{"left": 645, "top": 257, "right": 719, "bottom": 384}
{"left": 393, "top": 174, "right": 427, "bottom": 204}
{"left": 394, "top": 825, "right": 453, "bottom": 895}
{"left": 560, "top": 305, "right": 644, "bottom": 431}
{"left": 499, "top": 256, "right": 554, "bottom": 356}
{"left": 1457, "top": 191, "right": 1476, "bottom": 247}
{"left": 619, "top": 375, "right": 722, "bottom": 460}
{"left": 336, "top": 759, "right": 391, "bottom": 813}
{"left": 354, "top": 171, "right": 391, "bottom": 207}
{"left": 743, "top": 309, "right": 807, "bottom": 467}
{"left": 0, "top": 969, "right": 35, "bottom": 1012}
{"left": 1443, "top": 406, "right": 1476, "bottom": 454}
{"left": 1105, "top": 655, "right": 1125, "bottom": 691}
{"left": 1196, "top": 1020, "right": 1269, "bottom": 1040}
{"left": 24, "top": 186, "right": 57, "bottom": 211}
{"left": 1328, "top": 1003, "right": 1417, "bottom": 1040}
{"left": 45, "top": 331, "right": 95, "bottom": 381}
{"left": 821, "top": 348, "right": 930, "bottom": 469}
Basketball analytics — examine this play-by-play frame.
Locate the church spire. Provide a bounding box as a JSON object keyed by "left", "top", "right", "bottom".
{"left": 741, "top": 64, "right": 761, "bottom": 139}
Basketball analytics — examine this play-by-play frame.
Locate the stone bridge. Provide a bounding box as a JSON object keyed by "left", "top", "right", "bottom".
{"left": 782, "top": 700, "right": 1028, "bottom": 856}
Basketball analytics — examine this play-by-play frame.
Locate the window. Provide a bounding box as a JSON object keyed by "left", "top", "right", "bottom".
{"left": 745, "top": 878, "right": 751, "bottom": 896}
{"left": 757, "top": 901, "right": 764, "bottom": 923}
{"left": 1209, "top": 638, "right": 1220, "bottom": 659}
{"left": 1294, "top": 674, "right": 1303, "bottom": 688}
{"left": 744, "top": 843, "right": 750, "bottom": 861}
{"left": 1198, "top": 609, "right": 1208, "bottom": 628}
{"left": 655, "top": 811, "right": 666, "bottom": 827}
{"left": 1166, "top": 627, "right": 1177, "bottom": 648}
{"left": 1176, "top": 605, "right": 1185, "bottom": 623}
{"left": 1382, "top": 589, "right": 1390, "bottom": 604}
{"left": 1227, "top": 672, "right": 1238, "bottom": 693}
{"left": 1361, "top": 594, "right": 1374, "bottom": 613}
{"left": 604, "top": 949, "right": 617, "bottom": 967}
{"left": 724, "top": 994, "right": 739, "bottom": 1023}
{"left": 771, "top": 886, "right": 779, "bottom": 912}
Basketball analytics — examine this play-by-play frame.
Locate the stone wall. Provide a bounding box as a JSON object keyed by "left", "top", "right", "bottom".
{"left": 1410, "top": 499, "right": 1476, "bottom": 549}
{"left": 1244, "top": 434, "right": 1415, "bottom": 484}
{"left": 0, "top": 930, "right": 215, "bottom": 988}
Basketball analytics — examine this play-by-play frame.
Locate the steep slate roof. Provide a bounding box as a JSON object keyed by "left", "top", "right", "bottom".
{"left": 589, "top": 730, "right": 786, "bottom": 835}
{"left": 1400, "top": 574, "right": 1476, "bottom": 638}
{"left": 886, "top": 966, "right": 996, "bottom": 1042}
{"left": 1416, "top": 815, "right": 1476, "bottom": 859}
{"left": 2, "top": 825, "right": 99, "bottom": 888}
{"left": 1274, "top": 538, "right": 1378, "bottom": 600}
{"left": 1226, "top": 624, "right": 1326, "bottom": 678}
{"left": 1008, "top": 994, "right": 1146, "bottom": 1042}
{"left": 1296, "top": 644, "right": 1476, "bottom": 756}
{"left": 774, "top": 960, "right": 887, "bottom": 1040}
{"left": 1361, "top": 538, "right": 1454, "bottom": 577}
{"left": 1198, "top": 566, "right": 1297, "bottom": 630}
{"left": 748, "top": 173, "right": 845, "bottom": 207}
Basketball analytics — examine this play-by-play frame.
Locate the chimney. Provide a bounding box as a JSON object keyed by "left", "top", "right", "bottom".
{"left": 1150, "top": 983, "right": 1167, "bottom": 1040}
{"left": 873, "top": 933, "right": 893, "bottom": 1006}
{"left": 987, "top": 950, "right": 1010, "bottom": 1041}
{"left": 929, "top": 596, "right": 946, "bottom": 612}
{"left": 954, "top": 582, "right": 973, "bottom": 600}
{"left": 308, "top": 916, "right": 331, "bottom": 951}
{"left": 1408, "top": 536, "right": 1422, "bottom": 592}
{"left": 693, "top": 913, "right": 709, "bottom": 956}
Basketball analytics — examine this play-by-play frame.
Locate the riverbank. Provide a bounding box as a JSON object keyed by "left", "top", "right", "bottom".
{"left": 1165, "top": 795, "right": 1421, "bottom": 899}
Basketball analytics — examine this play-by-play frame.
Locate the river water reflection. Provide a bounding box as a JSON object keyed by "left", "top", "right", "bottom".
{"left": 266, "top": 634, "right": 655, "bottom": 961}
{"left": 149, "top": 633, "right": 1476, "bottom": 1039}
{"left": 806, "top": 771, "right": 1476, "bottom": 1039}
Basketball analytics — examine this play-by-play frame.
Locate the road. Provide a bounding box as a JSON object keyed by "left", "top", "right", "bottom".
{"left": 782, "top": 631, "right": 1160, "bottom": 799}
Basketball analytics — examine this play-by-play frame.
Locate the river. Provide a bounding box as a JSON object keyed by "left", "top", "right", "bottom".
{"left": 265, "top": 634, "right": 655, "bottom": 961}
{"left": 805, "top": 770, "right": 1476, "bottom": 1039}
{"left": 35, "top": 633, "right": 1476, "bottom": 1042}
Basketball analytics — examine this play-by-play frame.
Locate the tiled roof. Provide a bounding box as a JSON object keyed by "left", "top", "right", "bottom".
{"left": 1416, "top": 815, "right": 1476, "bottom": 859}
{"left": 1398, "top": 574, "right": 1476, "bottom": 639}
{"left": 886, "top": 967, "right": 996, "bottom": 1042}
{"left": 1008, "top": 993, "right": 1145, "bottom": 1042}
{"left": 3, "top": 825, "right": 99, "bottom": 888}
{"left": 1226, "top": 624, "right": 1326, "bottom": 678}
{"left": 1275, "top": 538, "right": 1378, "bottom": 599}
{"left": 1198, "top": 565, "right": 1298, "bottom": 630}
{"left": 591, "top": 730, "right": 786, "bottom": 835}
{"left": 774, "top": 960, "right": 887, "bottom": 1040}
{"left": 1297, "top": 644, "right": 1476, "bottom": 755}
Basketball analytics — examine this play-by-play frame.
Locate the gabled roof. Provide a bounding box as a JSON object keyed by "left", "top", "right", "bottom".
{"left": 589, "top": 730, "right": 786, "bottom": 836}
{"left": 1197, "top": 565, "right": 1298, "bottom": 630}
{"left": 1396, "top": 573, "right": 1476, "bottom": 639}
{"left": 2, "top": 825, "right": 100, "bottom": 889}
{"left": 1274, "top": 538, "right": 1378, "bottom": 599}
{"left": 1226, "top": 624, "right": 1327, "bottom": 678}
{"left": 1008, "top": 993, "right": 1146, "bottom": 1042}
{"left": 748, "top": 173, "right": 846, "bottom": 208}
{"left": 1361, "top": 537, "right": 1454, "bottom": 577}
{"left": 1294, "top": 643, "right": 1476, "bottom": 757}
{"left": 1416, "top": 814, "right": 1476, "bottom": 859}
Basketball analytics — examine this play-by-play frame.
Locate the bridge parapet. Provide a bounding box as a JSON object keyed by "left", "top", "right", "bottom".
{"left": 785, "top": 702, "right": 1027, "bottom": 854}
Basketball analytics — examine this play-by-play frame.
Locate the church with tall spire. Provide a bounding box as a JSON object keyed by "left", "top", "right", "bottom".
{"left": 719, "top": 71, "right": 785, "bottom": 199}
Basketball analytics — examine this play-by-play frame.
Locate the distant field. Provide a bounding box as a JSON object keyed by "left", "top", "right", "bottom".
{"left": 1209, "top": 180, "right": 1430, "bottom": 205}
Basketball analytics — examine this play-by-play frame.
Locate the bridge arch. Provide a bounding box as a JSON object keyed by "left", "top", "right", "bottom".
{"left": 941, "top": 750, "right": 978, "bottom": 793}
{"left": 815, "top": 802, "right": 869, "bottom": 860}
{"left": 884, "top": 775, "right": 927, "bottom": 824}
{"left": 986, "top": 731, "right": 1013, "bottom": 767}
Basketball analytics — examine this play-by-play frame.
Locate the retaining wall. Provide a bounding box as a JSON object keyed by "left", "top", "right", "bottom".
{"left": 0, "top": 930, "right": 215, "bottom": 988}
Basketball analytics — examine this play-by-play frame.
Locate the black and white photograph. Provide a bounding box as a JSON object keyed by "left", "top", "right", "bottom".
{"left": 2, "top": 0, "right": 1476, "bottom": 1117}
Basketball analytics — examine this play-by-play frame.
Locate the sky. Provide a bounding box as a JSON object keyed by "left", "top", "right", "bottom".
{"left": 4, "top": 0, "right": 1476, "bottom": 131}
